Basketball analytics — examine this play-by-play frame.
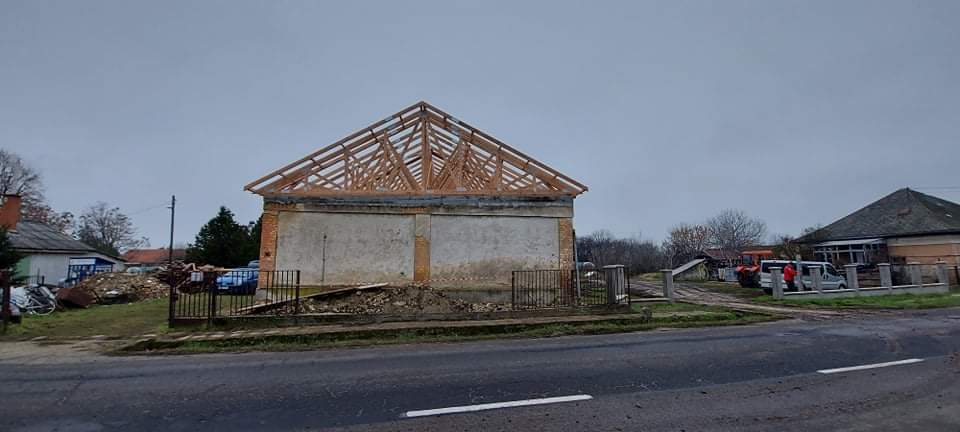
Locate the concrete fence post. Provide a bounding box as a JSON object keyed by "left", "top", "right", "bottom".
{"left": 603, "top": 265, "right": 626, "bottom": 305}
{"left": 936, "top": 262, "right": 949, "bottom": 287}
{"left": 909, "top": 262, "right": 922, "bottom": 287}
{"left": 770, "top": 267, "right": 783, "bottom": 300}
{"left": 810, "top": 266, "right": 823, "bottom": 293}
{"left": 844, "top": 264, "right": 860, "bottom": 293}
{"left": 660, "top": 269, "right": 675, "bottom": 303}
{"left": 878, "top": 263, "right": 892, "bottom": 293}
{"left": 795, "top": 254, "right": 804, "bottom": 290}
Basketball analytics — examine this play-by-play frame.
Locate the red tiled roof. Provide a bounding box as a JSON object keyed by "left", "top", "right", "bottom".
{"left": 122, "top": 248, "right": 186, "bottom": 265}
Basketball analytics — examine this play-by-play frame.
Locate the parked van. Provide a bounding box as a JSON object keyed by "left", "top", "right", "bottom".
{"left": 759, "top": 260, "right": 847, "bottom": 292}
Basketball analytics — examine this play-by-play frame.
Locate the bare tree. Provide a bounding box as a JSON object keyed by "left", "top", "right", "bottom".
{"left": 576, "top": 230, "right": 665, "bottom": 274}
{"left": 705, "top": 209, "right": 767, "bottom": 253}
{"left": 0, "top": 149, "right": 44, "bottom": 210}
{"left": 662, "top": 223, "right": 710, "bottom": 266}
{"left": 22, "top": 203, "right": 74, "bottom": 234}
{"left": 76, "top": 202, "right": 147, "bottom": 256}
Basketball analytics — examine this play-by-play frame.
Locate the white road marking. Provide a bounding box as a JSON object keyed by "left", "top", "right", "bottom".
{"left": 817, "top": 358, "right": 924, "bottom": 374}
{"left": 403, "top": 394, "right": 593, "bottom": 418}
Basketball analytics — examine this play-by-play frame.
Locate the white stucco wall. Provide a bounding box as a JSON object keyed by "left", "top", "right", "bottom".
{"left": 274, "top": 211, "right": 416, "bottom": 286}
{"left": 18, "top": 252, "right": 125, "bottom": 285}
{"left": 429, "top": 215, "right": 559, "bottom": 288}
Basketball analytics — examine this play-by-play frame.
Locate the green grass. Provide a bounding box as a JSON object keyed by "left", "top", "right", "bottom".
{"left": 1, "top": 299, "right": 170, "bottom": 340}
{"left": 756, "top": 291, "right": 960, "bottom": 309}
{"left": 121, "top": 310, "right": 776, "bottom": 354}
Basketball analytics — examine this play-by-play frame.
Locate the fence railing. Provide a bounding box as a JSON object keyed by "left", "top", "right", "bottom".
{"left": 511, "top": 266, "right": 628, "bottom": 310}
{"left": 169, "top": 270, "right": 300, "bottom": 325}
{"left": 769, "top": 262, "right": 955, "bottom": 300}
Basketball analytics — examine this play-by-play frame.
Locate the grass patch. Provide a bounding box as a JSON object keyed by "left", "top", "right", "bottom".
{"left": 635, "top": 273, "right": 662, "bottom": 282}
{"left": 756, "top": 291, "right": 960, "bottom": 309}
{"left": 121, "top": 310, "right": 777, "bottom": 354}
{"left": 0, "top": 299, "right": 170, "bottom": 340}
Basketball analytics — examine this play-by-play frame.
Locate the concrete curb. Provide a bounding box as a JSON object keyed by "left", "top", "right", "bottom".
{"left": 120, "top": 309, "right": 761, "bottom": 353}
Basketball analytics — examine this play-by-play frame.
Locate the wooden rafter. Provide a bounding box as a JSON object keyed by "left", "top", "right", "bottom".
{"left": 245, "top": 101, "right": 588, "bottom": 197}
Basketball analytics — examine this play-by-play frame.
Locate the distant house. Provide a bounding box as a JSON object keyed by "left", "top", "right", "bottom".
{"left": 800, "top": 188, "right": 960, "bottom": 267}
{"left": 122, "top": 247, "right": 186, "bottom": 270}
{"left": 1, "top": 195, "right": 125, "bottom": 285}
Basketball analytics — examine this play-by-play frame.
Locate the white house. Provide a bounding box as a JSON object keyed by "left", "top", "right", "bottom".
{"left": 2, "top": 195, "right": 125, "bottom": 285}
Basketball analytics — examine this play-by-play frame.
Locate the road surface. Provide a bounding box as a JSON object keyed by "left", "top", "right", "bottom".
{"left": 2, "top": 308, "right": 959, "bottom": 431}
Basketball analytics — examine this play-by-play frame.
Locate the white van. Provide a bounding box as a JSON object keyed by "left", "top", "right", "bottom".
{"left": 759, "top": 260, "right": 847, "bottom": 292}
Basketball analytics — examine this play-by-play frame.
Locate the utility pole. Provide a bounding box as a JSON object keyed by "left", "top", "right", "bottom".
{"left": 167, "top": 195, "right": 176, "bottom": 327}
{"left": 168, "top": 195, "right": 176, "bottom": 265}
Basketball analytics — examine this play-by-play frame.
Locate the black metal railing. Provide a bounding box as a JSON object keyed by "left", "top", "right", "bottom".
{"left": 511, "top": 267, "right": 628, "bottom": 310}
{"left": 169, "top": 270, "right": 300, "bottom": 325}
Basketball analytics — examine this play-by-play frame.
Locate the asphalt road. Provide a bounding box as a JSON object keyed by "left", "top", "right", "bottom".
{"left": 2, "top": 309, "right": 959, "bottom": 431}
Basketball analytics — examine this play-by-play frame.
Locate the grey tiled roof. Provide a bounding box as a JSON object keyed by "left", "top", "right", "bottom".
{"left": 8, "top": 221, "right": 99, "bottom": 254}
{"left": 802, "top": 188, "right": 960, "bottom": 241}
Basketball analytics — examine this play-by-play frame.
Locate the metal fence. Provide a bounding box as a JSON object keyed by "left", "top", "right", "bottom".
{"left": 511, "top": 266, "right": 629, "bottom": 310}
{"left": 169, "top": 270, "right": 300, "bottom": 325}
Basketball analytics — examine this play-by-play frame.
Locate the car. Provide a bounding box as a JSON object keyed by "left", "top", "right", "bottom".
{"left": 759, "top": 260, "right": 847, "bottom": 293}
{"left": 215, "top": 268, "right": 259, "bottom": 295}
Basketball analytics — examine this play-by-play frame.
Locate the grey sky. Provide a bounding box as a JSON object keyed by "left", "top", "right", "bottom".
{"left": 2, "top": 0, "right": 959, "bottom": 247}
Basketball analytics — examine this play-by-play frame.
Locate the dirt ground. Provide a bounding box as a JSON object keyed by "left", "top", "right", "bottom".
{"left": 286, "top": 286, "right": 511, "bottom": 315}
{"left": 628, "top": 279, "right": 850, "bottom": 319}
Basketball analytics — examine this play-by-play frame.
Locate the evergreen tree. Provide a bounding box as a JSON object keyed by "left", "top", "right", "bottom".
{"left": 0, "top": 227, "right": 24, "bottom": 283}
{"left": 186, "top": 207, "right": 251, "bottom": 267}
{"left": 244, "top": 216, "right": 262, "bottom": 264}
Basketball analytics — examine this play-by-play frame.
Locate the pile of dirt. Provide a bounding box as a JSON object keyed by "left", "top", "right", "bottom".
{"left": 293, "top": 286, "right": 510, "bottom": 315}
{"left": 75, "top": 272, "right": 170, "bottom": 303}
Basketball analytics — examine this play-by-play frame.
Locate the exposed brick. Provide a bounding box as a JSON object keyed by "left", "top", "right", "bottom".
{"left": 558, "top": 217, "right": 574, "bottom": 270}
{"left": 259, "top": 210, "right": 279, "bottom": 272}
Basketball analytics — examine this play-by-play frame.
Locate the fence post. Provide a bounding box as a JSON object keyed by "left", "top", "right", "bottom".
{"left": 603, "top": 265, "right": 625, "bottom": 306}
{"left": 511, "top": 271, "right": 516, "bottom": 311}
{"left": 795, "top": 254, "right": 804, "bottom": 290}
{"left": 770, "top": 268, "right": 783, "bottom": 300}
{"left": 167, "top": 271, "right": 176, "bottom": 328}
{"left": 810, "top": 266, "right": 823, "bottom": 293}
{"left": 878, "top": 263, "right": 892, "bottom": 293}
{"left": 908, "top": 262, "right": 922, "bottom": 287}
{"left": 844, "top": 264, "right": 860, "bottom": 293}
{"left": 207, "top": 272, "right": 216, "bottom": 328}
{"left": 660, "top": 269, "right": 675, "bottom": 303}
{"left": 936, "top": 262, "right": 949, "bottom": 287}
{"left": 1, "top": 271, "right": 11, "bottom": 333}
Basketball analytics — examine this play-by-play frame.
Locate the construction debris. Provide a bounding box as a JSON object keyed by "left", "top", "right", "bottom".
{"left": 238, "top": 283, "right": 389, "bottom": 314}
{"left": 75, "top": 272, "right": 170, "bottom": 304}
{"left": 269, "top": 285, "right": 510, "bottom": 315}
{"left": 155, "top": 261, "right": 220, "bottom": 294}
{"left": 55, "top": 286, "right": 95, "bottom": 308}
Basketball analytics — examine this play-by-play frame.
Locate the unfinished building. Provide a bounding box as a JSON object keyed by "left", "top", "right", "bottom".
{"left": 245, "top": 101, "right": 587, "bottom": 290}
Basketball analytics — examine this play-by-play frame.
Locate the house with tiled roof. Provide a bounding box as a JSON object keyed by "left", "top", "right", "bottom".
{"left": 1, "top": 195, "right": 125, "bottom": 285}
{"left": 122, "top": 247, "right": 186, "bottom": 269}
{"left": 800, "top": 188, "right": 960, "bottom": 267}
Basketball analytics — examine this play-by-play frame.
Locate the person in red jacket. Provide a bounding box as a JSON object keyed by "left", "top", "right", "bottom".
{"left": 783, "top": 263, "right": 798, "bottom": 291}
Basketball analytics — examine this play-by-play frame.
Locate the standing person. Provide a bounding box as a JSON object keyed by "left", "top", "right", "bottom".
{"left": 783, "top": 263, "right": 798, "bottom": 292}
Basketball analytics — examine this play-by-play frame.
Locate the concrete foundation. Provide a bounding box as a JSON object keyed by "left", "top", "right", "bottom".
{"left": 265, "top": 196, "right": 574, "bottom": 289}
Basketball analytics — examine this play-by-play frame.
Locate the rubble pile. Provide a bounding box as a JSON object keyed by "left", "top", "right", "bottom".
{"left": 282, "top": 285, "right": 511, "bottom": 315}
{"left": 155, "top": 261, "right": 219, "bottom": 294}
{"left": 75, "top": 272, "right": 170, "bottom": 303}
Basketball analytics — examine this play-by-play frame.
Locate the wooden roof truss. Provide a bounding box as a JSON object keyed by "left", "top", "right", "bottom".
{"left": 245, "top": 101, "right": 587, "bottom": 197}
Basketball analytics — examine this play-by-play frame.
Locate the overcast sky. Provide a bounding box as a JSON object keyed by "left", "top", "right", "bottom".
{"left": 2, "top": 0, "right": 959, "bottom": 247}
